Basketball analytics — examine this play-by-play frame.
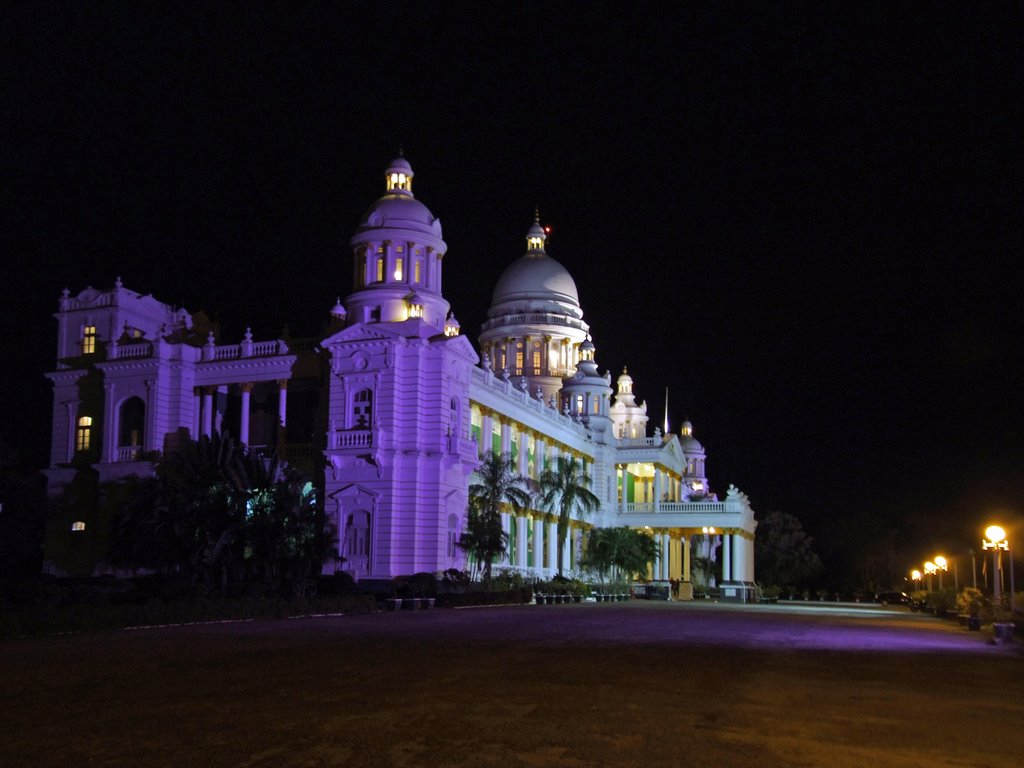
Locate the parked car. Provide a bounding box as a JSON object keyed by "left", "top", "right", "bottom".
{"left": 875, "top": 591, "right": 911, "bottom": 605}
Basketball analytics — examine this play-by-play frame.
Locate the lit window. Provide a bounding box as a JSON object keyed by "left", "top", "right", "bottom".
{"left": 532, "top": 351, "right": 541, "bottom": 375}
{"left": 376, "top": 257, "right": 384, "bottom": 283}
{"left": 76, "top": 416, "right": 92, "bottom": 451}
{"left": 82, "top": 325, "right": 97, "bottom": 354}
{"left": 593, "top": 398, "right": 600, "bottom": 414}
{"left": 352, "top": 389, "right": 373, "bottom": 428}
{"left": 394, "top": 258, "right": 403, "bottom": 281}
{"left": 414, "top": 260, "right": 421, "bottom": 283}
{"left": 515, "top": 352, "right": 523, "bottom": 373}
{"left": 407, "top": 302, "right": 423, "bottom": 318}
{"left": 575, "top": 394, "right": 584, "bottom": 413}
{"left": 71, "top": 521, "right": 86, "bottom": 531}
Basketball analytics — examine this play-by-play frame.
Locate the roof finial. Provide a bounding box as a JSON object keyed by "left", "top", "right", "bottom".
{"left": 534, "top": 204, "right": 540, "bottom": 223}
{"left": 398, "top": 145, "right": 404, "bottom": 157}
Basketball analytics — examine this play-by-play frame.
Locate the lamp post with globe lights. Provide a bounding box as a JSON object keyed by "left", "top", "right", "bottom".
{"left": 923, "top": 561, "right": 936, "bottom": 591}
{"left": 982, "top": 525, "right": 1009, "bottom": 608}
{"left": 933, "top": 556, "right": 948, "bottom": 590}
{"left": 911, "top": 569, "right": 922, "bottom": 592}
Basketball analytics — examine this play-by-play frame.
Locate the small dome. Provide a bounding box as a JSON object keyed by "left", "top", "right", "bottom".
{"left": 353, "top": 156, "right": 443, "bottom": 241}
{"left": 681, "top": 435, "right": 704, "bottom": 453}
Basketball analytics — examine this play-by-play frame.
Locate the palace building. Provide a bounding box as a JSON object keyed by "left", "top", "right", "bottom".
{"left": 44, "top": 156, "right": 757, "bottom": 597}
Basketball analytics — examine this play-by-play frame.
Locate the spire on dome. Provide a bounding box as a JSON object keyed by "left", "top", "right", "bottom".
{"left": 385, "top": 153, "right": 414, "bottom": 194}
{"left": 526, "top": 209, "right": 547, "bottom": 253}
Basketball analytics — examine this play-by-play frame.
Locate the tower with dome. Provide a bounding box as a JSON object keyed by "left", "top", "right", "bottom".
{"left": 42, "top": 155, "right": 757, "bottom": 599}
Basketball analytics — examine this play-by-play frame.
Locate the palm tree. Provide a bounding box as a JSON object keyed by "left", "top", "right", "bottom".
{"left": 537, "top": 456, "right": 600, "bottom": 578}
{"left": 459, "top": 452, "right": 531, "bottom": 581}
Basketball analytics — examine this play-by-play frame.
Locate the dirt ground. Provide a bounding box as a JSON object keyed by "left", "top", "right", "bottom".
{"left": 2, "top": 601, "right": 1021, "bottom": 768}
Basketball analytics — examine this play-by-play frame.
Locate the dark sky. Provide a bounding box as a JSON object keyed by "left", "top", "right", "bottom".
{"left": 3, "top": 2, "right": 1022, "bottom": 575}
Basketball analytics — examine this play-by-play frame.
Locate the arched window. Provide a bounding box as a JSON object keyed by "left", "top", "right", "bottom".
{"left": 343, "top": 510, "right": 371, "bottom": 576}
{"left": 447, "top": 514, "right": 459, "bottom": 559}
{"left": 352, "top": 389, "right": 373, "bottom": 428}
{"left": 118, "top": 396, "right": 145, "bottom": 448}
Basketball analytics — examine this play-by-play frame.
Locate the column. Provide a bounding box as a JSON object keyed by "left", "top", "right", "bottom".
{"left": 201, "top": 387, "right": 214, "bottom": 438}
{"left": 547, "top": 519, "right": 558, "bottom": 576}
{"left": 516, "top": 514, "right": 529, "bottom": 569}
{"left": 192, "top": 387, "right": 202, "bottom": 440}
{"left": 502, "top": 512, "right": 511, "bottom": 568}
{"left": 277, "top": 380, "right": 288, "bottom": 427}
{"left": 144, "top": 379, "right": 157, "bottom": 452}
{"left": 533, "top": 516, "right": 545, "bottom": 571}
{"left": 500, "top": 420, "right": 511, "bottom": 455}
{"left": 562, "top": 524, "right": 572, "bottom": 574}
{"left": 661, "top": 534, "right": 671, "bottom": 580}
{"left": 722, "top": 533, "right": 732, "bottom": 582}
{"left": 518, "top": 427, "right": 530, "bottom": 476}
{"left": 683, "top": 536, "right": 691, "bottom": 582}
{"left": 619, "top": 467, "right": 627, "bottom": 513}
{"left": 239, "top": 383, "right": 252, "bottom": 446}
{"left": 480, "top": 411, "right": 494, "bottom": 457}
{"left": 102, "top": 382, "right": 116, "bottom": 462}
{"left": 533, "top": 437, "right": 546, "bottom": 477}
{"left": 653, "top": 468, "right": 662, "bottom": 513}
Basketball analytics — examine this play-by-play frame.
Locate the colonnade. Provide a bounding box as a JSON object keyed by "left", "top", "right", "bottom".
{"left": 616, "top": 465, "right": 687, "bottom": 511}
{"left": 194, "top": 379, "right": 289, "bottom": 445}
{"left": 483, "top": 335, "right": 581, "bottom": 378}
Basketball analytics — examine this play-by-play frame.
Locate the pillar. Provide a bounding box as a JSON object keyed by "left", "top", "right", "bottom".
{"left": 481, "top": 411, "right": 494, "bottom": 457}
{"left": 662, "top": 534, "right": 671, "bottom": 580}
{"left": 500, "top": 420, "right": 511, "bottom": 455}
{"left": 547, "top": 519, "right": 558, "bottom": 575}
{"left": 683, "top": 536, "right": 691, "bottom": 582}
{"left": 732, "top": 534, "right": 747, "bottom": 582}
{"left": 562, "top": 524, "right": 572, "bottom": 574}
{"left": 533, "top": 516, "right": 545, "bottom": 570}
{"left": 516, "top": 514, "right": 529, "bottom": 569}
{"left": 722, "top": 533, "right": 732, "bottom": 582}
{"left": 533, "top": 436, "right": 545, "bottom": 477}
{"left": 201, "top": 387, "right": 214, "bottom": 438}
{"left": 277, "top": 380, "right": 288, "bottom": 427}
{"left": 653, "top": 468, "right": 662, "bottom": 513}
{"left": 144, "top": 379, "right": 157, "bottom": 452}
{"left": 239, "top": 383, "right": 252, "bottom": 447}
{"left": 518, "top": 427, "right": 530, "bottom": 476}
{"left": 103, "top": 382, "right": 116, "bottom": 462}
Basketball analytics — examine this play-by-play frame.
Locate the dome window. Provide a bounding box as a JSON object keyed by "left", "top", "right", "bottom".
{"left": 386, "top": 171, "right": 411, "bottom": 192}
{"left": 71, "top": 521, "right": 86, "bottom": 532}
{"left": 394, "top": 258, "right": 404, "bottom": 281}
{"left": 408, "top": 301, "right": 423, "bottom": 319}
{"left": 445, "top": 313, "right": 461, "bottom": 337}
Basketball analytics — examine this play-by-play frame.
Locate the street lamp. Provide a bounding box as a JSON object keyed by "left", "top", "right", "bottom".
{"left": 924, "top": 561, "right": 936, "bottom": 591}
{"left": 983, "top": 525, "right": 1010, "bottom": 608}
{"left": 933, "top": 555, "right": 948, "bottom": 590}
{"left": 911, "top": 569, "right": 922, "bottom": 592}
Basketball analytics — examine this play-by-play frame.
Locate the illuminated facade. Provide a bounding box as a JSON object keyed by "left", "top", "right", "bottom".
{"left": 45, "top": 156, "right": 757, "bottom": 596}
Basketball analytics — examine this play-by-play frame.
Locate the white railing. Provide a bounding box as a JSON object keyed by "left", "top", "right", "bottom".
{"left": 117, "top": 445, "right": 143, "bottom": 462}
{"left": 481, "top": 313, "right": 588, "bottom": 332}
{"left": 615, "top": 436, "right": 662, "bottom": 448}
{"left": 112, "top": 342, "right": 153, "bottom": 359}
{"left": 207, "top": 339, "right": 289, "bottom": 361}
{"left": 331, "top": 430, "right": 373, "bottom": 449}
{"left": 623, "top": 501, "right": 727, "bottom": 514}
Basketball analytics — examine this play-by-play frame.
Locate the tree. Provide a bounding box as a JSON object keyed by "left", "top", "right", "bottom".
{"left": 537, "top": 456, "right": 600, "bottom": 577}
{"left": 753, "top": 510, "right": 823, "bottom": 591}
{"left": 582, "top": 527, "right": 659, "bottom": 586}
{"left": 459, "top": 452, "right": 530, "bottom": 581}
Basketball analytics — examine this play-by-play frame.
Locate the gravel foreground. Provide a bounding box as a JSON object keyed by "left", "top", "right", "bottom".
{"left": 2, "top": 601, "right": 1021, "bottom": 768}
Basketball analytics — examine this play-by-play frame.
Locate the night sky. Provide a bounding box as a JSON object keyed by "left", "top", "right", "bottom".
{"left": 4, "top": 3, "right": 1022, "bottom": 578}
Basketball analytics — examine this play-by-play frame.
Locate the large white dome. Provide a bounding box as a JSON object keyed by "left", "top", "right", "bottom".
{"left": 489, "top": 252, "right": 580, "bottom": 313}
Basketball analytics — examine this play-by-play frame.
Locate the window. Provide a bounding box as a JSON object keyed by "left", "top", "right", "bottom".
{"left": 82, "top": 325, "right": 97, "bottom": 355}
{"left": 76, "top": 416, "right": 92, "bottom": 451}
{"left": 447, "top": 514, "right": 459, "bottom": 558}
{"left": 532, "top": 351, "right": 541, "bottom": 375}
{"left": 352, "top": 389, "right": 373, "bottom": 428}
{"left": 394, "top": 257, "right": 403, "bottom": 281}
{"left": 414, "top": 260, "right": 421, "bottom": 283}
{"left": 376, "top": 256, "right": 384, "bottom": 283}
{"left": 515, "top": 352, "right": 523, "bottom": 373}
{"left": 71, "top": 521, "right": 86, "bottom": 531}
